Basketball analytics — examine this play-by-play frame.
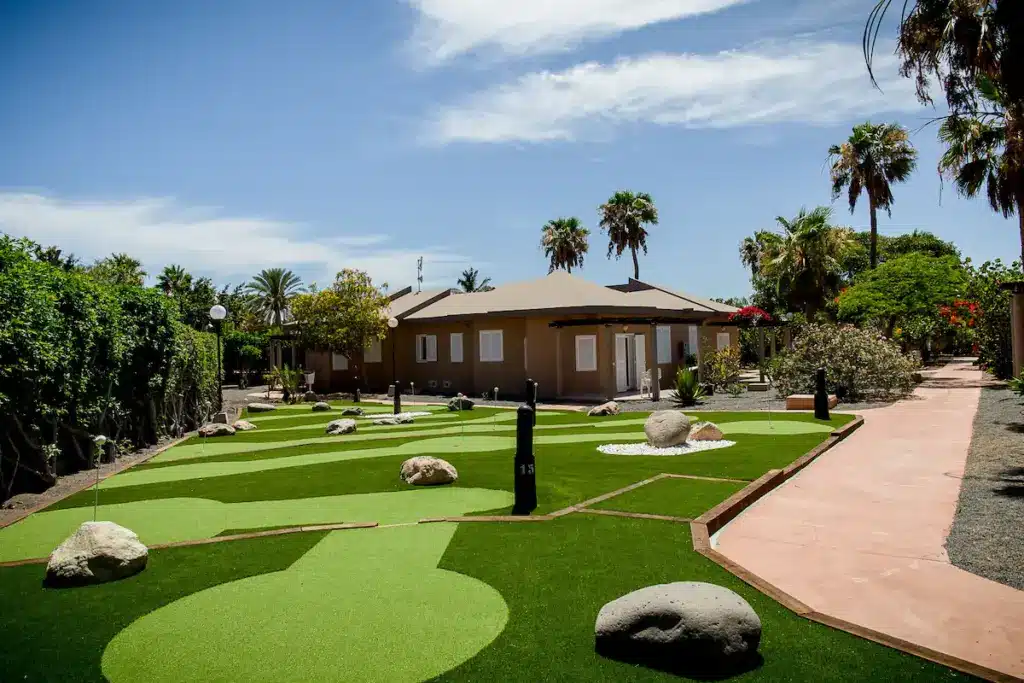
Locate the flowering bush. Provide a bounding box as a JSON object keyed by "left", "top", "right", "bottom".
{"left": 769, "top": 323, "right": 918, "bottom": 401}
{"left": 938, "top": 299, "right": 980, "bottom": 328}
{"left": 702, "top": 346, "right": 742, "bottom": 389}
{"left": 728, "top": 306, "right": 772, "bottom": 325}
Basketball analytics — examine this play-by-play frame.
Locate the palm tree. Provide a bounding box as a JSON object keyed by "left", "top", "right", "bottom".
{"left": 540, "top": 217, "right": 590, "bottom": 274}
{"left": 457, "top": 267, "right": 493, "bottom": 292}
{"left": 246, "top": 268, "right": 304, "bottom": 327}
{"left": 828, "top": 122, "right": 917, "bottom": 270}
{"left": 598, "top": 191, "right": 658, "bottom": 279}
{"left": 937, "top": 77, "right": 1024, "bottom": 265}
{"left": 761, "top": 207, "right": 853, "bottom": 318}
{"left": 91, "top": 253, "right": 146, "bottom": 286}
{"left": 156, "top": 264, "right": 192, "bottom": 297}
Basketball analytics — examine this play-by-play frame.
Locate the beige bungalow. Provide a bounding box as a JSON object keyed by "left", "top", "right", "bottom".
{"left": 304, "top": 271, "right": 738, "bottom": 401}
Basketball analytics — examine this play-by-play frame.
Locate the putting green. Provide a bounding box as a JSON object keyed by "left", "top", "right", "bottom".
{"left": 718, "top": 420, "right": 835, "bottom": 435}
{"left": 0, "top": 488, "right": 514, "bottom": 563}
{"left": 160, "top": 412, "right": 641, "bottom": 463}
{"left": 102, "top": 523, "right": 509, "bottom": 683}
{"left": 101, "top": 431, "right": 646, "bottom": 490}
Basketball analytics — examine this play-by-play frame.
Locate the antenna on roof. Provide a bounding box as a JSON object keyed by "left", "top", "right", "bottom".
{"left": 416, "top": 256, "right": 423, "bottom": 293}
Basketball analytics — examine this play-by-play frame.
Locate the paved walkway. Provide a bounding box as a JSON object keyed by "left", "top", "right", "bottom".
{"left": 715, "top": 359, "right": 1024, "bottom": 680}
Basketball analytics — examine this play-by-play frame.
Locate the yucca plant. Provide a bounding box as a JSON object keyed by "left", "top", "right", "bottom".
{"left": 671, "top": 367, "right": 705, "bottom": 407}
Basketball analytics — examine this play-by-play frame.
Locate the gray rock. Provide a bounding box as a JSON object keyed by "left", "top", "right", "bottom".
{"left": 212, "top": 411, "right": 230, "bottom": 424}
{"left": 595, "top": 582, "right": 761, "bottom": 672}
{"left": 645, "top": 411, "right": 691, "bottom": 447}
{"left": 588, "top": 401, "right": 619, "bottom": 417}
{"left": 198, "top": 423, "right": 236, "bottom": 437}
{"left": 325, "top": 419, "right": 357, "bottom": 435}
{"left": 246, "top": 402, "right": 277, "bottom": 413}
{"left": 304, "top": 391, "right": 319, "bottom": 402}
{"left": 689, "top": 422, "right": 724, "bottom": 442}
{"left": 311, "top": 401, "right": 332, "bottom": 412}
{"left": 46, "top": 521, "right": 149, "bottom": 587}
{"left": 340, "top": 407, "right": 364, "bottom": 416}
{"left": 400, "top": 456, "right": 458, "bottom": 485}
{"left": 232, "top": 420, "right": 257, "bottom": 431}
{"left": 447, "top": 396, "right": 474, "bottom": 411}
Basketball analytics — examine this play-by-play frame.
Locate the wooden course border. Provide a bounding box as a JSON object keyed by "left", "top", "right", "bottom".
{"left": 689, "top": 415, "right": 1021, "bottom": 683}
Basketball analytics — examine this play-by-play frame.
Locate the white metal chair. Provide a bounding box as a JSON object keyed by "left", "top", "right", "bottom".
{"left": 639, "top": 368, "right": 662, "bottom": 398}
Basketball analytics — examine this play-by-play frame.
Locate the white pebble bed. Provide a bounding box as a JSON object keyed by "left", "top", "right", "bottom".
{"left": 365, "top": 411, "right": 432, "bottom": 420}
{"left": 597, "top": 440, "right": 736, "bottom": 456}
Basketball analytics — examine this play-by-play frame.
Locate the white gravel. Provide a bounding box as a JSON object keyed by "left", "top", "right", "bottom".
{"left": 364, "top": 411, "right": 432, "bottom": 420}
{"left": 597, "top": 440, "right": 736, "bottom": 456}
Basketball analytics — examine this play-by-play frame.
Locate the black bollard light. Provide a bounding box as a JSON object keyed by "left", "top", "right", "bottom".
{"left": 526, "top": 378, "right": 538, "bottom": 425}
{"left": 393, "top": 380, "right": 401, "bottom": 415}
{"left": 512, "top": 404, "right": 537, "bottom": 515}
{"left": 813, "top": 367, "right": 830, "bottom": 420}
{"left": 354, "top": 387, "right": 361, "bottom": 403}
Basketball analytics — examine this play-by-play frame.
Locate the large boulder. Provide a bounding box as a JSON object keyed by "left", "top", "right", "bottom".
{"left": 340, "top": 407, "right": 364, "bottom": 416}
{"left": 46, "top": 521, "right": 149, "bottom": 587}
{"left": 644, "top": 411, "right": 691, "bottom": 448}
{"left": 400, "top": 456, "right": 458, "bottom": 486}
{"left": 325, "top": 419, "right": 357, "bottom": 435}
{"left": 588, "top": 401, "right": 619, "bottom": 417}
{"left": 198, "top": 423, "right": 235, "bottom": 438}
{"left": 232, "top": 420, "right": 257, "bottom": 431}
{"left": 246, "top": 402, "right": 276, "bottom": 413}
{"left": 303, "top": 391, "right": 319, "bottom": 402}
{"left": 595, "top": 582, "right": 761, "bottom": 674}
{"left": 311, "top": 402, "right": 332, "bottom": 412}
{"left": 688, "top": 422, "right": 724, "bottom": 442}
{"left": 448, "top": 396, "right": 474, "bottom": 411}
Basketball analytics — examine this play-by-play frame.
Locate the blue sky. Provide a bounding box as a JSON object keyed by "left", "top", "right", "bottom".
{"left": 0, "top": 0, "right": 1017, "bottom": 299}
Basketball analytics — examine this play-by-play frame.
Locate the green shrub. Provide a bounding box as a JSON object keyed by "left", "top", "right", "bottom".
{"left": 769, "top": 323, "right": 917, "bottom": 401}
{"left": 725, "top": 382, "right": 746, "bottom": 397}
{"left": 671, "top": 367, "right": 705, "bottom": 407}
{"left": 163, "top": 323, "right": 220, "bottom": 435}
{"left": 965, "top": 259, "right": 1016, "bottom": 379}
{"left": 701, "top": 346, "right": 741, "bottom": 389}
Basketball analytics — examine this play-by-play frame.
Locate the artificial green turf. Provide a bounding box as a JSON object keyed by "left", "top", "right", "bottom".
{"left": 0, "top": 531, "right": 329, "bottom": 683}
{"left": 433, "top": 514, "right": 976, "bottom": 682}
{"left": 102, "top": 525, "right": 508, "bottom": 683}
{"left": 0, "top": 488, "right": 513, "bottom": 563}
{"left": 589, "top": 476, "right": 747, "bottom": 519}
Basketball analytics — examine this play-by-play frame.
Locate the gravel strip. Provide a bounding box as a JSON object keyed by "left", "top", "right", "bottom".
{"left": 597, "top": 441, "right": 737, "bottom": 456}
{"left": 946, "top": 386, "right": 1024, "bottom": 590}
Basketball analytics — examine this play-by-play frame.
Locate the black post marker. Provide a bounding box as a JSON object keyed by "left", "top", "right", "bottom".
{"left": 513, "top": 404, "right": 537, "bottom": 515}
{"left": 814, "top": 367, "right": 830, "bottom": 421}
{"left": 354, "top": 387, "right": 361, "bottom": 403}
{"left": 526, "top": 378, "right": 538, "bottom": 425}
{"left": 393, "top": 380, "right": 401, "bottom": 415}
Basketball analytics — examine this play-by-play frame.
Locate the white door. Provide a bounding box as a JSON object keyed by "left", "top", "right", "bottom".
{"left": 614, "top": 334, "right": 630, "bottom": 392}
{"left": 634, "top": 335, "right": 646, "bottom": 386}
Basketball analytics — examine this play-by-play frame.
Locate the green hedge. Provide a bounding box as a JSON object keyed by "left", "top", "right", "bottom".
{"left": 0, "top": 236, "right": 220, "bottom": 499}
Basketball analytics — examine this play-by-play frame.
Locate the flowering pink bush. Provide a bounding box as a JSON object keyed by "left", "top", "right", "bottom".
{"left": 728, "top": 306, "right": 772, "bottom": 325}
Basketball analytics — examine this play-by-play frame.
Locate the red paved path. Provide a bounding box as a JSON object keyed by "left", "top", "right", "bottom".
{"left": 716, "top": 360, "right": 1024, "bottom": 680}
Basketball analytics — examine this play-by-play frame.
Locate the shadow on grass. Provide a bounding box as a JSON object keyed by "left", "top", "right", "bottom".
{"left": 595, "top": 642, "right": 764, "bottom": 680}
{"left": 993, "top": 466, "right": 1024, "bottom": 498}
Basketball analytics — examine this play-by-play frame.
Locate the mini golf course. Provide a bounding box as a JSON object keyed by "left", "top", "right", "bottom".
{"left": 0, "top": 403, "right": 975, "bottom": 682}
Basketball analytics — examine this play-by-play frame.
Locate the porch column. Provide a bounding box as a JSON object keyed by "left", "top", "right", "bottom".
{"left": 600, "top": 325, "right": 615, "bottom": 400}
{"left": 650, "top": 322, "right": 660, "bottom": 401}
{"left": 758, "top": 327, "right": 765, "bottom": 382}
{"left": 555, "top": 328, "right": 564, "bottom": 398}
{"left": 770, "top": 330, "right": 777, "bottom": 358}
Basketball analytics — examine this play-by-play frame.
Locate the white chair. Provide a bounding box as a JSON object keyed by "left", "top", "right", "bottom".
{"left": 639, "top": 369, "right": 662, "bottom": 398}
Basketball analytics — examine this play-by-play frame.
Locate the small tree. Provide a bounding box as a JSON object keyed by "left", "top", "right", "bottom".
{"left": 290, "top": 269, "right": 389, "bottom": 359}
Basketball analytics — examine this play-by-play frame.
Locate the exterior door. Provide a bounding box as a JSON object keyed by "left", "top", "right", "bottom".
{"left": 614, "top": 334, "right": 630, "bottom": 392}
{"left": 633, "top": 335, "right": 646, "bottom": 386}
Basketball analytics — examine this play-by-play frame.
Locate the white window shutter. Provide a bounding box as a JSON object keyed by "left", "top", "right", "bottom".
{"left": 450, "top": 333, "right": 463, "bottom": 363}
{"left": 656, "top": 326, "right": 672, "bottom": 364}
{"left": 427, "top": 335, "right": 437, "bottom": 362}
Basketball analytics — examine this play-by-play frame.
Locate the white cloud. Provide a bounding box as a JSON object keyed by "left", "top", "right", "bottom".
{"left": 426, "top": 41, "right": 925, "bottom": 144}
{"left": 406, "top": 0, "right": 751, "bottom": 64}
{"left": 0, "top": 193, "right": 465, "bottom": 289}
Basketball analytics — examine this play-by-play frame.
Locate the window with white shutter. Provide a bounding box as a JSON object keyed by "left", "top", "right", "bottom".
{"left": 479, "top": 330, "right": 503, "bottom": 362}
{"left": 450, "top": 333, "right": 464, "bottom": 363}
{"left": 575, "top": 335, "right": 597, "bottom": 372}
{"left": 364, "top": 339, "right": 382, "bottom": 363}
{"left": 656, "top": 326, "right": 672, "bottom": 364}
{"left": 416, "top": 334, "right": 437, "bottom": 362}
{"left": 717, "top": 332, "right": 731, "bottom": 350}
{"left": 331, "top": 353, "right": 349, "bottom": 370}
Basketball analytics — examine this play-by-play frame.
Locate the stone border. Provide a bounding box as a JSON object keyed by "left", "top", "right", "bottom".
{"left": 0, "top": 433, "right": 194, "bottom": 532}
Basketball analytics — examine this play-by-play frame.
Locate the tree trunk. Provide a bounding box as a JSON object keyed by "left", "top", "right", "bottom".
{"left": 869, "top": 198, "right": 879, "bottom": 269}
{"left": 631, "top": 248, "right": 640, "bottom": 280}
{"left": 1018, "top": 208, "right": 1024, "bottom": 271}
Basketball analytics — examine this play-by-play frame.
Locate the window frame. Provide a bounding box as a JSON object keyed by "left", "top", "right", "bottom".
{"left": 450, "top": 332, "right": 464, "bottom": 363}
{"left": 479, "top": 330, "right": 504, "bottom": 363}
{"left": 574, "top": 334, "right": 597, "bottom": 372}
{"left": 364, "top": 338, "right": 382, "bottom": 364}
{"left": 415, "top": 334, "right": 437, "bottom": 363}
{"left": 331, "top": 352, "right": 349, "bottom": 371}
{"left": 656, "top": 325, "right": 672, "bottom": 365}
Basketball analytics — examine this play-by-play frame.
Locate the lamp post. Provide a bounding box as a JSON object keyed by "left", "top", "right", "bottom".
{"left": 387, "top": 316, "right": 399, "bottom": 389}
{"left": 209, "top": 304, "right": 227, "bottom": 412}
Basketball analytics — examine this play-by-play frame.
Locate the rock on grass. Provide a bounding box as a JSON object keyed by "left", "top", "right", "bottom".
{"left": 46, "top": 521, "right": 148, "bottom": 587}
